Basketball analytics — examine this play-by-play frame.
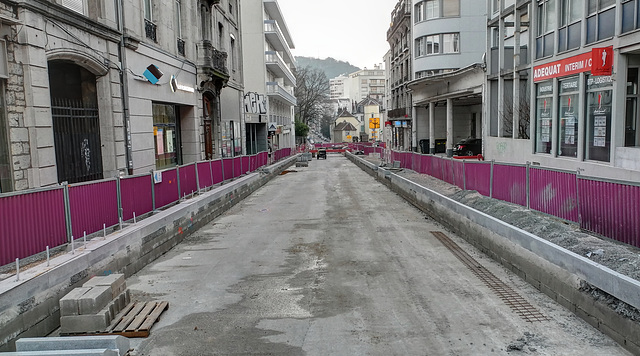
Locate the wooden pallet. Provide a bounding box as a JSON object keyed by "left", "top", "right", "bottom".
{"left": 104, "top": 301, "right": 169, "bottom": 338}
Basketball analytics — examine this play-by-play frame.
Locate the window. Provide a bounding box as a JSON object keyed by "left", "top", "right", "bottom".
{"left": 144, "top": 0, "right": 156, "bottom": 41}
{"left": 585, "top": 74, "right": 613, "bottom": 162}
{"left": 62, "top": 0, "right": 84, "bottom": 14}
{"left": 426, "top": 35, "right": 439, "bottom": 54}
{"left": 536, "top": 0, "right": 556, "bottom": 59}
{"left": 144, "top": 0, "right": 152, "bottom": 21}
{"left": 586, "top": 0, "right": 615, "bottom": 44}
{"left": 415, "top": 0, "right": 459, "bottom": 22}
{"left": 535, "top": 81, "right": 553, "bottom": 154}
{"left": 558, "top": 77, "right": 579, "bottom": 157}
{"left": 558, "top": 0, "right": 582, "bottom": 52}
{"left": 230, "top": 35, "right": 236, "bottom": 72}
{"left": 415, "top": 2, "right": 425, "bottom": 22}
{"left": 426, "top": 0, "right": 439, "bottom": 19}
{"left": 0, "top": 80, "right": 11, "bottom": 193}
{"left": 218, "top": 23, "right": 224, "bottom": 50}
{"left": 443, "top": 0, "right": 460, "bottom": 17}
{"left": 175, "top": 0, "right": 182, "bottom": 38}
{"left": 415, "top": 33, "right": 458, "bottom": 57}
{"left": 622, "top": 0, "right": 640, "bottom": 33}
{"left": 626, "top": 68, "right": 640, "bottom": 147}
{"left": 153, "top": 103, "right": 181, "bottom": 168}
{"left": 442, "top": 33, "right": 459, "bottom": 53}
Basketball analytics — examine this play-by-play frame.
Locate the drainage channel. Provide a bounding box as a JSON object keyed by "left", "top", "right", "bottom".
{"left": 431, "top": 231, "right": 550, "bottom": 323}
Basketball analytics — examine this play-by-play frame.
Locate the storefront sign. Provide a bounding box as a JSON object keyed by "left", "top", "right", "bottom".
{"left": 533, "top": 52, "right": 593, "bottom": 82}
{"left": 591, "top": 46, "right": 613, "bottom": 76}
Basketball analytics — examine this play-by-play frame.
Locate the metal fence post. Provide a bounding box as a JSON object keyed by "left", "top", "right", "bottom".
{"left": 63, "top": 182, "right": 73, "bottom": 243}
{"left": 176, "top": 165, "right": 182, "bottom": 200}
{"left": 576, "top": 169, "right": 581, "bottom": 226}
{"left": 150, "top": 172, "right": 156, "bottom": 212}
{"left": 490, "top": 160, "right": 495, "bottom": 198}
{"left": 195, "top": 163, "right": 201, "bottom": 194}
{"left": 116, "top": 176, "right": 123, "bottom": 224}
{"left": 463, "top": 160, "right": 466, "bottom": 191}
{"left": 526, "top": 162, "right": 531, "bottom": 209}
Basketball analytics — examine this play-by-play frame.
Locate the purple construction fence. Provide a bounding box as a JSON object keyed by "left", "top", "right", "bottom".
{"left": 121, "top": 175, "right": 153, "bottom": 222}
{"left": 529, "top": 167, "right": 579, "bottom": 223}
{"left": 0, "top": 149, "right": 295, "bottom": 267}
{"left": 579, "top": 179, "right": 640, "bottom": 246}
{"left": 463, "top": 161, "right": 492, "bottom": 197}
{"left": 179, "top": 164, "right": 198, "bottom": 198}
{"left": 197, "top": 162, "right": 213, "bottom": 189}
{"left": 153, "top": 169, "right": 180, "bottom": 210}
{"left": 0, "top": 188, "right": 67, "bottom": 265}
{"left": 69, "top": 180, "right": 119, "bottom": 239}
{"left": 492, "top": 164, "right": 527, "bottom": 207}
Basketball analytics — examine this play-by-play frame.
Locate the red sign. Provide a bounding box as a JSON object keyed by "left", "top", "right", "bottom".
{"left": 533, "top": 52, "right": 593, "bottom": 82}
{"left": 591, "top": 46, "right": 613, "bottom": 76}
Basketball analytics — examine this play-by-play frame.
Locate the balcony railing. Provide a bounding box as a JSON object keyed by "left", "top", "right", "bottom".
{"left": 199, "top": 40, "right": 228, "bottom": 77}
{"left": 177, "top": 38, "right": 185, "bottom": 56}
{"left": 145, "top": 19, "right": 157, "bottom": 42}
{"left": 264, "top": 20, "right": 294, "bottom": 64}
{"left": 267, "top": 82, "right": 296, "bottom": 106}
{"left": 265, "top": 51, "right": 296, "bottom": 86}
{"left": 388, "top": 107, "right": 409, "bottom": 118}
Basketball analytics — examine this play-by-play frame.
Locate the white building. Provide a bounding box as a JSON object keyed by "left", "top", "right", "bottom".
{"left": 241, "top": 0, "right": 297, "bottom": 154}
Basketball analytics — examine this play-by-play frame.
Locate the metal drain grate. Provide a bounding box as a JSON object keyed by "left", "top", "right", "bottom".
{"left": 431, "top": 231, "right": 550, "bottom": 323}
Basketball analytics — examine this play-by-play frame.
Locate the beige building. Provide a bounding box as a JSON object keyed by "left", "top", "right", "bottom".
{"left": 331, "top": 109, "right": 361, "bottom": 142}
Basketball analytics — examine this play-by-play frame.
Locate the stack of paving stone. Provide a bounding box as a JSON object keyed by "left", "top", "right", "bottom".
{"left": 59, "top": 274, "right": 131, "bottom": 335}
{"left": 9, "top": 335, "right": 130, "bottom": 355}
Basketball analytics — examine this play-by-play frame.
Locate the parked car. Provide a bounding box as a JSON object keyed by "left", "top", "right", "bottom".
{"left": 317, "top": 148, "right": 327, "bottom": 159}
{"left": 453, "top": 138, "right": 482, "bottom": 156}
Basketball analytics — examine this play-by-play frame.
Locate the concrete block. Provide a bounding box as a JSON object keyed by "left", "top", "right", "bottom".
{"left": 16, "top": 336, "right": 130, "bottom": 356}
{"left": 60, "top": 287, "right": 92, "bottom": 316}
{"left": 83, "top": 274, "right": 126, "bottom": 299}
{"left": 0, "top": 350, "right": 118, "bottom": 356}
{"left": 79, "top": 286, "right": 112, "bottom": 315}
{"left": 60, "top": 309, "right": 111, "bottom": 334}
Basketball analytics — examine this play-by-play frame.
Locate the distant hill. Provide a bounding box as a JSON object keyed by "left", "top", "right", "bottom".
{"left": 295, "top": 56, "right": 361, "bottom": 80}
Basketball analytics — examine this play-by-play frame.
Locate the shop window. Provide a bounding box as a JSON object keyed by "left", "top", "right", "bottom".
{"left": 585, "top": 74, "right": 613, "bottom": 162}
{"left": 536, "top": 0, "right": 556, "bottom": 59}
{"left": 535, "top": 81, "right": 554, "bottom": 154}
{"left": 558, "top": 0, "right": 582, "bottom": 52}
{"left": 153, "top": 103, "right": 181, "bottom": 169}
{"left": 622, "top": 0, "right": 640, "bottom": 33}
{"left": 558, "top": 77, "right": 579, "bottom": 157}
{"left": 586, "top": 0, "right": 615, "bottom": 44}
{"left": 625, "top": 68, "right": 640, "bottom": 147}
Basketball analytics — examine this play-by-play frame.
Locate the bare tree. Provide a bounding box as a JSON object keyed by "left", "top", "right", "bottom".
{"left": 502, "top": 94, "right": 531, "bottom": 139}
{"left": 294, "top": 66, "right": 330, "bottom": 125}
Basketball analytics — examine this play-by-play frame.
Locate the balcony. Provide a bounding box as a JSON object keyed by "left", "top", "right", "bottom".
{"left": 388, "top": 107, "right": 409, "bottom": 118}
{"left": 267, "top": 82, "right": 296, "bottom": 106}
{"left": 197, "top": 40, "right": 229, "bottom": 89}
{"left": 145, "top": 19, "right": 157, "bottom": 42}
{"left": 264, "top": 20, "right": 294, "bottom": 65}
{"left": 265, "top": 51, "right": 296, "bottom": 87}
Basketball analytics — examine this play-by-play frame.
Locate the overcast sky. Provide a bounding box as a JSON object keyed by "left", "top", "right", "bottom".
{"left": 277, "top": 0, "right": 397, "bottom": 69}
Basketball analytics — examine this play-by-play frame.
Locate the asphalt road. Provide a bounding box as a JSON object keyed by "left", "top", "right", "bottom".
{"left": 128, "top": 153, "right": 630, "bottom": 356}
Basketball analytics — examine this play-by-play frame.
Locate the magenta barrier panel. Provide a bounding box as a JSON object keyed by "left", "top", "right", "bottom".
{"left": 492, "top": 164, "right": 527, "bottom": 207}
{"left": 377, "top": 148, "right": 385, "bottom": 160}
{"left": 442, "top": 159, "right": 455, "bottom": 185}
{"left": 179, "top": 164, "right": 198, "bottom": 198}
{"left": 430, "top": 156, "right": 445, "bottom": 180}
{"left": 402, "top": 152, "right": 412, "bottom": 169}
{"left": 250, "top": 155, "right": 257, "bottom": 172}
{"left": 197, "top": 162, "right": 213, "bottom": 189}
{"left": 234, "top": 157, "right": 242, "bottom": 177}
{"left": 212, "top": 160, "right": 223, "bottom": 184}
{"left": 529, "top": 168, "right": 578, "bottom": 222}
{"left": 69, "top": 180, "right": 118, "bottom": 239}
{"left": 413, "top": 153, "right": 423, "bottom": 174}
{"left": 121, "top": 175, "right": 153, "bottom": 222}
{"left": 364, "top": 147, "right": 374, "bottom": 155}
{"left": 222, "top": 158, "right": 234, "bottom": 180}
{"left": 453, "top": 160, "right": 465, "bottom": 190}
{"left": 420, "top": 155, "right": 432, "bottom": 175}
{"left": 579, "top": 179, "right": 640, "bottom": 247}
{"left": 464, "top": 161, "right": 492, "bottom": 197}
{"left": 154, "top": 169, "right": 179, "bottom": 209}
{"left": 0, "top": 188, "right": 67, "bottom": 266}
{"left": 242, "top": 156, "right": 250, "bottom": 174}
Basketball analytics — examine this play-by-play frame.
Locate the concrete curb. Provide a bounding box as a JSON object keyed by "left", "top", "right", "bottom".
{"left": 347, "top": 152, "right": 640, "bottom": 354}
{"left": 0, "top": 156, "right": 297, "bottom": 351}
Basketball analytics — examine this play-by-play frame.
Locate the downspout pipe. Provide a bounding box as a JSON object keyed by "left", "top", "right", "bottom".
{"left": 117, "top": 0, "right": 133, "bottom": 175}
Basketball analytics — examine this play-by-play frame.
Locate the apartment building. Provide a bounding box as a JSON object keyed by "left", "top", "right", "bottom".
{"left": 241, "top": 0, "right": 296, "bottom": 154}
{"left": 407, "top": 0, "right": 486, "bottom": 156}
{"left": 487, "top": 0, "right": 640, "bottom": 182}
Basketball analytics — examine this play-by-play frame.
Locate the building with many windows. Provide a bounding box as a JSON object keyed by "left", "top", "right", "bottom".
{"left": 407, "top": 0, "right": 486, "bottom": 155}
{"left": 486, "top": 0, "right": 640, "bottom": 182}
{"left": 241, "top": 0, "right": 296, "bottom": 155}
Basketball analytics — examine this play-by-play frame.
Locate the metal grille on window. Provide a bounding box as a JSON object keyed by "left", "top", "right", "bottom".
{"left": 177, "top": 38, "right": 185, "bottom": 56}
{"left": 145, "top": 19, "right": 157, "bottom": 42}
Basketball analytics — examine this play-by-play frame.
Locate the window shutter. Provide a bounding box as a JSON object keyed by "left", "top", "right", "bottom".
{"left": 62, "top": 0, "right": 84, "bottom": 14}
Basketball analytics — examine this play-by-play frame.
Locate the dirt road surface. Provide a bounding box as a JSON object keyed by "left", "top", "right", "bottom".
{"left": 128, "top": 154, "right": 630, "bottom": 356}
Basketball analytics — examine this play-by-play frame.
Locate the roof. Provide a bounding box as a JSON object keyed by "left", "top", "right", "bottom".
{"left": 358, "top": 96, "right": 381, "bottom": 107}
{"left": 334, "top": 121, "right": 357, "bottom": 131}
{"left": 338, "top": 108, "right": 355, "bottom": 118}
